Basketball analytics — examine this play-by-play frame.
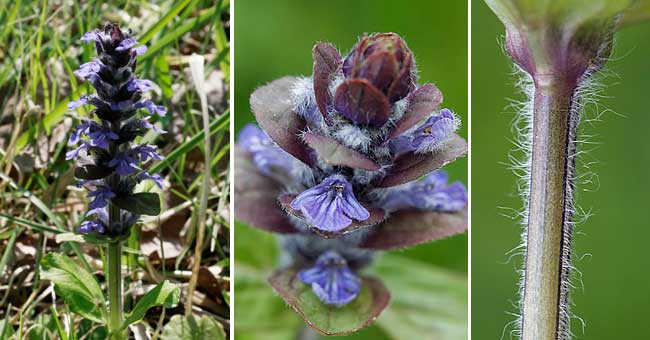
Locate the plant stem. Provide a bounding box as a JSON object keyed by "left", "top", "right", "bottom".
{"left": 107, "top": 241, "right": 125, "bottom": 340}
{"left": 521, "top": 76, "right": 577, "bottom": 340}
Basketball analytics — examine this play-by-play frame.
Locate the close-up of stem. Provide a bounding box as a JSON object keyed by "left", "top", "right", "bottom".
{"left": 522, "top": 76, "right": 577, "bottom": 340}
{"left": 482, "top": 1, "right": 641, "bottom": 339}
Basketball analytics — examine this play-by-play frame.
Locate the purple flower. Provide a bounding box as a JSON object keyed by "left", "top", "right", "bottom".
{"left": 87, "top": 186, "right": 116, "bottom": 210}
{"left": 135, "top": 99, "right": 167, "bottom": 116}
{"left": 411, "top": 109, "right": 458, "bottom": 152}
{"left": 291, "top": 175, "right": 369, "bottom": 232}
{"left": 65, "top": 142, "right": 90, "bottom": 160}
{"left": 138, "top": 117, "right": 166, "bottom": 134}
{"left": 80, "top": 30, "right": 100, "bottom": 43}
{"left": 108, "top": 152, "right": 140, "bottom": 175}
{"left": 68, "top": 95, "right": 91, "bottom": 111}
{"left": 237, "top": 124, "right": 294, "bottom": 176}
{"left": 78, "top": 219, "right": 106, "bottom": 234}
{"left": 137, "top": 171, "right": 164, "bottom": 189}
{"left": 131, "top": 144, "right": 163, "bottom": 162}
{"left": 298, "top": 251, "right": 361, "bottom": 306}
{"left": 87, "top": 125, "right": 119, "bottom": 150}
{"left": 74, "top": 60, "right": 102, "bottom": 79}
{"left": 133, "top": 45, "right": 147, "bottom": 56}
{"left": 379, "top": 171, "right": 467, "bottom": 212}
{"left": 68, "top": 119, "right": 95, "bottom": 145}
{"left": 126, "top": 78, "right": 155, "bottom": 93}
{"left": 115, "top": 38, "right": 136, "bottom": 52}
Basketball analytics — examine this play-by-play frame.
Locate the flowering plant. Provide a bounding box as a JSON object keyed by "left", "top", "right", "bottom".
{"left": 41, "top": 23, "right": 178, "bottom": 340}
{"left": 235, "top": 32, "right": 468, "bottom": 335}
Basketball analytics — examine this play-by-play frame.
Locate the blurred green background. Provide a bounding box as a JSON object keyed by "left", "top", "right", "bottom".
{"left": 234, "top": 0, "right": 468, "bottom": 339}
{"left": 473, "top": 1, "right": 650, "bottom": 339}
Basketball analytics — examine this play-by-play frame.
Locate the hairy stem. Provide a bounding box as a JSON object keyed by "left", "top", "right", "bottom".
{"left": 107, "top": 222, "right": 125, "bottom": 339}
{"left": 521, "top": 76, "right": 577, "bottom": 340}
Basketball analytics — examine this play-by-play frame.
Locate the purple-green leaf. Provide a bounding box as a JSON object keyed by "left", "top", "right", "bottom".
{"left": 360, "top": 209, "right": 468, "bottom": 250}
{"left": 303, "top": 132, "right": 380, "bottom": 171}
{"left": 268, "top": 266, "right": 390, "bottom": 336}
{"left": 278, "top": 194, "right": 387, "bottom": 238}
{"left": 234, "top": 147, "right": 297, "bottom": 234}
{"left": 378, "top": 134, "right": 467, "bottom": 188}
{"left": 312, "top": 42, "right": 341, "bottom": 122}
{"left": 387, "top": 84, "right": 443, "bottom": 140}
{"left": 334, "top": 79, "right": 390, "bottom": 127}
{"left": 250, "top": 76, "right": 314, "bottom": 167}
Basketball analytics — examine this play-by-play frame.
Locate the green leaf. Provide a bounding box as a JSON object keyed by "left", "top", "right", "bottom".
{"left": 112, "top": 192, "right": 161, "bottom": 216}
{"left": 40, "top": 253, "right": 106, "bottom": 324}
{"left": 139, "top": 7, "right": 217, "bottom": 63}
{"left": 372, "top": 254, "right": 468, "bottom": 340}
{"left": 161, "top": 314, "right": 226, "bottom": 340}
{"left": 621, "top": 0, "right": 650, "bottom": 26}
{"left": 268, "top": 266, "right": 390, "bottom": 336}
{"left": 74, "top": 164, "right": 112, "bottom": 180}
{"left": 138, "top": 0, "right": 193, "bottom": 45}
{"left": 121, "top": 281, "right": 179, "bottom": 330}
{"left": 234, "top": 224, "right": 302, "bottom": 339}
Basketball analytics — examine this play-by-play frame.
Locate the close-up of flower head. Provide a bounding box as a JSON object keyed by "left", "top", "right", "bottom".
{"left": 235, "top": 32, "right": 468, "bottom": 335}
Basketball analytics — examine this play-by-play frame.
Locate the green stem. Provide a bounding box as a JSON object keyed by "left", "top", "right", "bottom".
{"left": 107, "top": 241, "right": 125, "bottom": 340}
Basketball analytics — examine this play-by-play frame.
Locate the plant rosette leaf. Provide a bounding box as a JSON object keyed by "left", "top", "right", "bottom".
{"left": 161, "top": 314, "right": 226, "bottom": 340}
{"left": 40, "top": 253, "right": 106, "bottom": 324}
{"left": 120, "top": 280, "right": 180, "bottom": 330}
{"left": 268, "top": 266, "right": 390, "bottom": 336}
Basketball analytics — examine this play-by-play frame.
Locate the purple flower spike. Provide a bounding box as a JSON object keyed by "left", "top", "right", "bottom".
{"left": 290, "top": 175, "right": 370, "bottom": 232}
{"left": 87, "top": 186, "right": 116, "bottom": 210}
{"left": 380, "top": 170, "right": 467, "bottom": 212}
{"left": 237, "top": 124, "right": 294, "bottom": 176}
{"left": 298, "top": 251, "right": 361, "bottom": 307}
{"left": 108, "top": 152, "right": 140, "bottom": 175}
{"left": 411, "top": 109, "right": 458, "bottom": 152}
